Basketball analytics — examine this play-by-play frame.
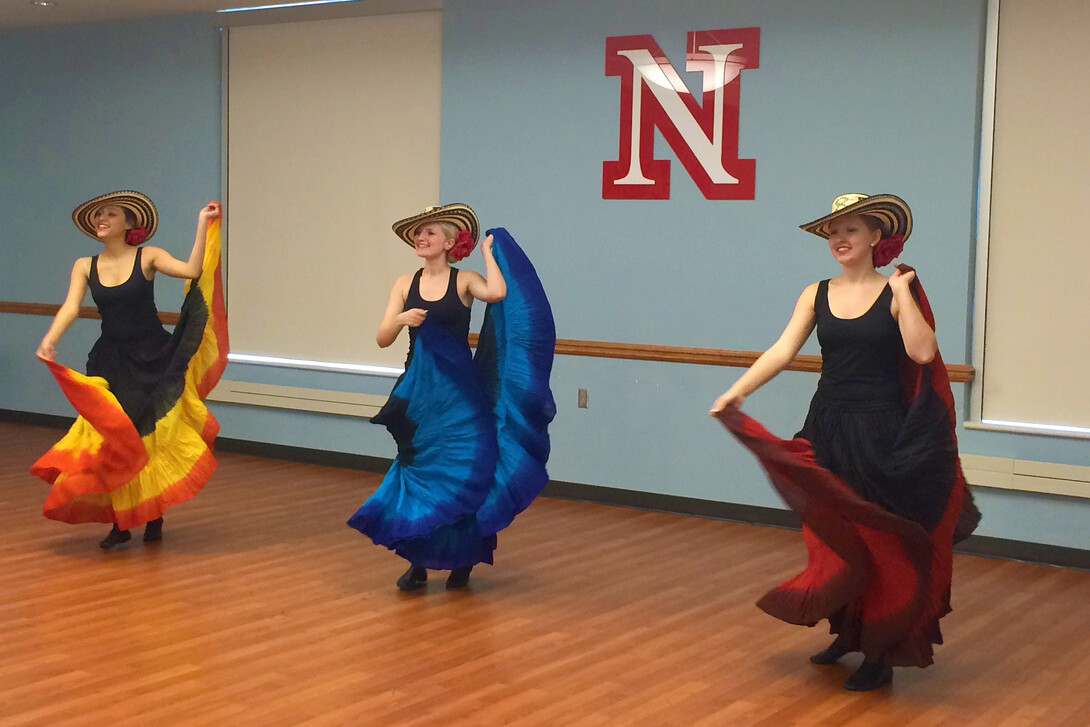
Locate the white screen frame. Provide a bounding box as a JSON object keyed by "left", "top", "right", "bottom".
{"left": 221, "top": 10, "right": 443, "bottom": 376}
{"left": 967, "top": 0, "right": 1090, "bottom": 439}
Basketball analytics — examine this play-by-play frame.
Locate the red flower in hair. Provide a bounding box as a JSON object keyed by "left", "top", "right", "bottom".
{"left": 448, "top": 229, "right": 475, "bottom": 261}
{"left": 872, "top": 234, "right": 904, "bottom": 267}
{"left": 125, "top": 226, "right": 148, "bottom": 246}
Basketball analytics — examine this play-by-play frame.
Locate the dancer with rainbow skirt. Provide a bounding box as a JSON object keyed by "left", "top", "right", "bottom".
{"left": 33, "top": 191, "right": 228, "bottom": 550}
{"left": 348, "top": 204, "right": 556, "bottom": 591}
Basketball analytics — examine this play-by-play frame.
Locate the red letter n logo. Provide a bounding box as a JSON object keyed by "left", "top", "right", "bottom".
{"left": 603, "top": 28, "right": 760, "bottom": 200}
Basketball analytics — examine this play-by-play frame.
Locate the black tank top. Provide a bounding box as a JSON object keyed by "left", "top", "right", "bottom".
{"left": 814, "top": 279, "right": 903, "bottom": 402}
{"left": 88, "top": 248, "right": 164, "bottom": 340}
{"left": 404, "top": 267, "right": 471, "bottom": 365}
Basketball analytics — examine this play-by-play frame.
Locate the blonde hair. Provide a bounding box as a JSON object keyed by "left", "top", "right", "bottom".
{"left": 435, "top": 221, "right": 459, "bottom": 243}
{"left": 413, "top": 220, "right": 459, "bottom": 243}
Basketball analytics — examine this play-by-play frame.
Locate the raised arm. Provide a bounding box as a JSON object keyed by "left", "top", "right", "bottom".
{"left": 889, "top": 267, "right": 937, "bottom": 364}
{"left": 463, "top": 234, "right": 506, "bottom": 303}
{"left": 36, "top": 258, "right": 91, "bottom": 361}
{"left": 143, "top": 201, "right": 221, "bottom": 280}
{"left": 376, "top": 275, "right": 426, "bottom": 348}
{"left": 709, "top": 283, "right": 818, "bottom": 414}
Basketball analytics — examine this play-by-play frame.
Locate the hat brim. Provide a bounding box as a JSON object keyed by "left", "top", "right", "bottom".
{"left": 72, "top": 191, "right": 158, "bottom": 241}
{"left": 392, "top": 204, "right": 480, "bottom": 259}
{"left": 800, "top": 194, "right": 912, "bottom": 241}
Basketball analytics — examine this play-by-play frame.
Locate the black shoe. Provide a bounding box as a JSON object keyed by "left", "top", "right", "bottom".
{"left": 99, "top": 526, "right": 131, "bottom": 550}
{"left": 396, "top": 565, "right": 427, "bottom": 591}
{"left": 143, "top": 518, "right": 163, "bottom": 543}
{"left": 446, "top": 566, "right": 472, "bottom": 590}
{"left": 810, "top": 639, "right": 850, "bottom": 665}
{"left": 843, "top": 662, "right": 893, "bottom": 691}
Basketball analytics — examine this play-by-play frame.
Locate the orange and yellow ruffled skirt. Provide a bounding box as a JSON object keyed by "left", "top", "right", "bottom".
{"left": 32, "top": 218, "right": 228, "bottom": 529}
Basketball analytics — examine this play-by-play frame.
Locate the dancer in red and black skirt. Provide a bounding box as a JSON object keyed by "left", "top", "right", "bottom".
{"left": 33, "top": 191, "right": 228, "bottom": 550}
{"left": 710, "top": 193, "right": 978, "bottom": 691}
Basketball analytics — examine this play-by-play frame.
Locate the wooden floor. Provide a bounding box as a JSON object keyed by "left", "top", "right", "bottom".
{"left": 4, "top": 422, "right": 1090, "bottom": 727}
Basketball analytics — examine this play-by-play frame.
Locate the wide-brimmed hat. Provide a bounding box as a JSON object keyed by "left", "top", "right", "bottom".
{"left": 72, "top": 190, "right": 158, "bottom": 241}
{"left": 800, "top": 193, "right": 912, "bottom": 241}
{"left": 392, "top": 203, "right": 480, "bottom": 259}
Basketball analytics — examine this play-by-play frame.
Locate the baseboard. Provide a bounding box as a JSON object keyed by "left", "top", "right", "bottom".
{"left": 0, "top": 409, "right": 75, "bottom": 428}
{"left": 214, "top": 436, "right": 393, "bottom": 473}
{"left": 541, "top": 479, "right": 803, "bottom": 529}
{"left": 953, "top": 534, "right": 1090, "bottom": 570}
{"left": 4, "top": 408, "right": 1087, "bottom": 570}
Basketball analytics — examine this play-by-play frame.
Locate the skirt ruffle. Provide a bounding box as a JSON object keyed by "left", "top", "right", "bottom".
{"left": 721, "top": 389, "right": 973, "bottom": 667}
{"left": 393, "top": 517, "right": 498, "bottom": 571}
{"left": 347, "top": 320, "right": 499, "bottom": 569}
{"left": 348, "top": 229, "right": 555, "bottom": 569}
{"left": 722, "top": 406, "right": 943, "bottom": 666}
{"left": 800, "top": 373, "right": 958, "bottom": 533}
{"left": 85, "top": 327, "right": 173, "bottom": 430}
{"left": 32, "top": 217, "right": 229, "bottom": 530}
{"left": 473, "top": 227, "right": 557, "bottom": 535}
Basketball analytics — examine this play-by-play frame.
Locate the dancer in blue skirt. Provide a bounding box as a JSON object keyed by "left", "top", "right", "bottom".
{"left": 348, "top": 204, "right": 556, "bottom": 591}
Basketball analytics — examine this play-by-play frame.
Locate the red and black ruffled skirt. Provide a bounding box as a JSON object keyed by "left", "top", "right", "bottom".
{"left": 719, "top": 278, "right": 978, "bottom": 668}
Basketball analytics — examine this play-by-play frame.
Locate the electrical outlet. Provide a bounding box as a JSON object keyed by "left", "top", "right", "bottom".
{"left": 577, "top": 388, "right": 588, "bottom": 408}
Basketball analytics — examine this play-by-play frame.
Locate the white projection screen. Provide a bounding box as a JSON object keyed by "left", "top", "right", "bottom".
{"left": 225, "top": 11, "right": 441, "bottom": 370}
{"left": 979, "top": 0, "right": 1090, "bottom": 430}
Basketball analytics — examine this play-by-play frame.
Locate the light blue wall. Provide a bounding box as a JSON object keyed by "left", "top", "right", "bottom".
{"left": 0, "top": 16, "right": 222, "bottom": 305}
{"left": 441, "top": 0, "right": 979, "bottom": 356}
{"left": 2, "top": 1, "right": 1089, "bottom": 550}
{"left": 0, "top": 14, "right": 225, "bottom": 422}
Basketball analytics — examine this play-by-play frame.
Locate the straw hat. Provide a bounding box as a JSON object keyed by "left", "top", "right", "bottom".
{"left": 800, "top": 193, "right": 912, "bottom": 241}
{"left": 392, "top": 203, "right": 480, "bottom": 260}
{"left": 72, "top": 190, "right": 158, "bottom": 241}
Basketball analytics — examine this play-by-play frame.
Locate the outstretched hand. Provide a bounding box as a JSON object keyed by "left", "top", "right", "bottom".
{"left": 36, "top": 339, "right": 56, "bottom": 362}
{"left": 710, "top": 390, "right": 744, "bottom": 416}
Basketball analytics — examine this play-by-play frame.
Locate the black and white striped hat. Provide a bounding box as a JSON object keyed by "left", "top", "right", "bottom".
{"left": 800, "top": 193, "right": 912, "bottom": 241}
{"left": 72, "top": 190, "right": 158, "bottom": 241}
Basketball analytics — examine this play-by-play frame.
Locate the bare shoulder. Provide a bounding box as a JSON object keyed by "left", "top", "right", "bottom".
{"left": 142, "top": 247, "right": 172, "bottom": 261}
{"left": 73, "top": 256, "right": 92, "bottom": 277}
{"left": 140, "top": 245, "right": 168, "bottom": 275}
{"left": 391, "top": 272, "right": 415, "bottom": 297}
{"left": 139, "top": 245, "right": 167, "bottom": 263}
{"left": 798, "top": 281, "right": 820, "bottom": 308}
{"left": 457, "top": 268, "right": 485, "bottom": 289}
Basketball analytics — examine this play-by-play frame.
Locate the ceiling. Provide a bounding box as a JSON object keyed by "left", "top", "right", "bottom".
{"left": 0, "top": 0, "right": 439, "bottom": 30}
{"left": 1, "top": 0, "right": 222, "bottom": 28}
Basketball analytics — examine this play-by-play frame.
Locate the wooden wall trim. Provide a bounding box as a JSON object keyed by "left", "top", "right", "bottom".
{"left": 468, "top": 333, "right": 975, "bottom": 382}
{"left": 1, "top": 301, "right": 972, "bottom": 381}
{"left": 0, "top": 301, "right": 179, "bottom": 325}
